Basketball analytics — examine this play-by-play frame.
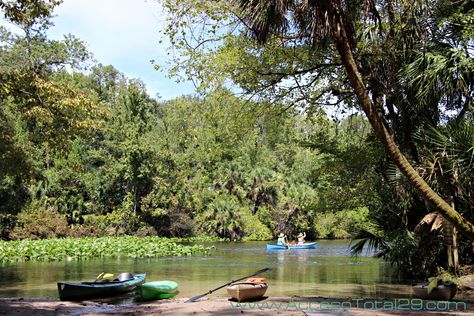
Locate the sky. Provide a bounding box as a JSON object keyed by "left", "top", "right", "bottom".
{"left": 44, "top": 0, "right": 196, "bottom": 100}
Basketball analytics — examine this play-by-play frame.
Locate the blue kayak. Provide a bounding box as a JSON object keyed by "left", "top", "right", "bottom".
{"left": 266, "top": 242, "right": 318, "bottom": 250}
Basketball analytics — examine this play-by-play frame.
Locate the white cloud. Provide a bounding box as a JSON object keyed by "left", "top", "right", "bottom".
{"left": 47, "top": 0, "right": 193, "bottom": 99}
{"left": 51, "top": 0, "right": 161, "bottom": 58}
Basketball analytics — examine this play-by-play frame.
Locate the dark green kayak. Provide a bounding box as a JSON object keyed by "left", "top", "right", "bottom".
{"left": 57, "top": 273, "right": 146, "bottom": 301}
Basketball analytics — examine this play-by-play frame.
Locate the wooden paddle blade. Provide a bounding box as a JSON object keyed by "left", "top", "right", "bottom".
{"left": 185, "top": 293, "right": 207, "bottom": 303}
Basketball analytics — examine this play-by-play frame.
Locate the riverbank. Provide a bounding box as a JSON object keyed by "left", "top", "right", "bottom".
{"left": 1, "top": 295, "right": 473, "bottom": 316}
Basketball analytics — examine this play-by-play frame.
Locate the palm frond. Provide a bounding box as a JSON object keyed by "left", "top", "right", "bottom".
{"left": 414, "top": 212, "right": 444, "bottom": 236}
{"left": 403, "top": 47, "right": 473, "bottom": 112}
{"left": 350, "top": 229, "right": 387, "bottom": 258}
{"left": 386, "top": 162, "right": 403, "bottom": 187}
{"left": 239, "top": 0, "right": 292, "bottom": 43}
{"left": 237, "top": 0, "right": 382, "bottom": 44}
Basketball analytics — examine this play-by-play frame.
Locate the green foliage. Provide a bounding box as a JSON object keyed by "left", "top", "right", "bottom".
{"left": 426, "top": 274, "right": 457, "bottom": 295}
{"left": 0, "top": 236, "right": 213, "bottom": 263}
{"left": 139, "top": 177, "right": 195, "bottom": 237}
{"left": 352, "top": 227, "right": 446, "bottom": 279}
{"left": 157, "top": 0, "right": 474, "bottom": 276}
{"left": 198, "top": 196, "right": 244, "bottom": 240}
{"left": 241, "top": 213, "right": 272, "bottom": 241}
{"left": 0, "top": 0, "right": 102, "bottom": 222}
{"left": 313, "top": 212, "right": 338, "bottom": 239}
{"left": 0, "top": 0, "right": 63, "bottom": 27}
{"left": 426, "top": 271, "right": 457, "bottom": 294}
{"left": 0, "top": 24, "right": 99, "bottom": 150}
{"left": 0, "top": 2, "right": 382, "bottom": 244}
{"left": 414, "top": 119, "right": 474, "bottom": 212}
{"left": 313, "top": 208, "right": 372, "bottom": 239}
{"left": 1, "top": 80, "right": 382, "bottom": 242}
{"left": 0, "top": 0, "right": 472, "bottom": 282}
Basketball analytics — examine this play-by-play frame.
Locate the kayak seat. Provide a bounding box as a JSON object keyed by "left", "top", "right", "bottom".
{"left": 114, "top": 272, "right": 134, "bottom": 282}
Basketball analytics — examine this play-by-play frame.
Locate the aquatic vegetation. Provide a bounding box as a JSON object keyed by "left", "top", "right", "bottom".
{"left": 169, "top": 236, "right": 228, "bottom": 243}
{"left": 0, "top": 236, "right": 214, "bottom": 263}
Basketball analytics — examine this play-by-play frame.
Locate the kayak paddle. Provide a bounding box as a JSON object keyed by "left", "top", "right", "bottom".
{"left": 185, "top": 267, "right": 272, "bottom": 303}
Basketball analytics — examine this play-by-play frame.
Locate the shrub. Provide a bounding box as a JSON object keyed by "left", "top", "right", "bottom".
{"left": 0, "top": 214, "right": 16, "bottom": 240}
{"left": 313, "top": 212, "right": 338, "bottom": 238}
{"left": 10, "top": 207, "right": 69, "bottom": 240}
{"left": 197, "top": 196, "right": 244, "bottom": 240}
{"left": 68, "top": 223, "right": 104, "bottom": 238}
{"left": 82, "top": 208, "right": 142, "bottom": 236}
{"left": 140, "top": 207, "right": 194, "bottom": 237}
{"left": 313, "top": 207, "right": 371, "bottom": 239}
{"left": 255, "top": 206, "right": 274, "bottom": 230}
{"left": 241, "top": 213, "right": 272, "bottom": 241}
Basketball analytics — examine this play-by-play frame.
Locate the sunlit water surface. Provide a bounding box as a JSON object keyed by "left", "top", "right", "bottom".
{"left": 0, "top": 240, "right": 412, "bottom": 299}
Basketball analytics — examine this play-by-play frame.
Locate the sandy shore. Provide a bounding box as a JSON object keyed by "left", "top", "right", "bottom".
{"left": 1, "top": 296, "right": 473, "bottom": 316}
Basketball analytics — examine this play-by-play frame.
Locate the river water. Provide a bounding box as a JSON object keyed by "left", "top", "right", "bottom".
{"left": 0, "top": 240, "right": 412, "bottom": 299}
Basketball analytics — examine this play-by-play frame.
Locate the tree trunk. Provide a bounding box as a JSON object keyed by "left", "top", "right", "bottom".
{"left": 443, "top": 219, "right": 454, "bottom": 269}
{"left": 447, "top": 200, "right": 459, "bottom": 273}
{"left": 453, "top": 227, "right": 459, "bottom": 271}
{"left": 328, "top": 0, "right": 474, "bottom": 240}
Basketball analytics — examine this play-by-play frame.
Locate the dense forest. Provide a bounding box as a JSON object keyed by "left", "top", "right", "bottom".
{"left": 0, "top": 0, "right": 473, "bottom": 278}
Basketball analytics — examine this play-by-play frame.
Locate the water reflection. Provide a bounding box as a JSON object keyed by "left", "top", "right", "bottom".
{"left": 0, "top": 240, "right": 411, "bottom": 300}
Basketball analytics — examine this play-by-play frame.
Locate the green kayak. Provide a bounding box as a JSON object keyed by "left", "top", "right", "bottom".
{"left": 137, "top": 280, "right": 179, "bottom": 301}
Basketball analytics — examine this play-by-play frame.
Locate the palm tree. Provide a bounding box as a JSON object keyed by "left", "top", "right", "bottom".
{"left": 413, "top": 120, "right": 474, "bottom": 271}
{"left": 415, "top": 211, "right": 459, "bottom": 273}
{"left": 236, "top": 0, "right": 474, "bottom": 239}
{"left": 201, "top": 197, "right": 244, "bottom": 240}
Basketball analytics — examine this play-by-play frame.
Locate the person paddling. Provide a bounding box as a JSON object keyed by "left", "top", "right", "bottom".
{"left": 277, "top": 233, "right": 288, "bottom": 246}
{"left": 297, "top": 232, "right": 306, "bottom": 245}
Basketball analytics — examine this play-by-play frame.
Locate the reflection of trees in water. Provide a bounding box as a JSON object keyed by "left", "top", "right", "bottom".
{"left": 0, "top": 267, "right": 23, "bottom": 297}
{"left": 267, "top": 241, "right": 390, "bottom": 294}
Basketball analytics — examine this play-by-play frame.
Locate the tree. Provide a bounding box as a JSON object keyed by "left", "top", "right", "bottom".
{"left": 0, "top": 0, "right": 99, "bottom": 153}
{"left": 0, "top": 0, "right": 101, "bottom": 218}
{"left": 0, "top": 0, "right": 62, "bottom": 26}
{"left": 159, "top": 0, "right": 474, "bottom": 239}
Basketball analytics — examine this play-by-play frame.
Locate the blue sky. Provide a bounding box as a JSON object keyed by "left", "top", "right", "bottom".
{"left": 45, "top": 0, "right": 195, "bottom": 100}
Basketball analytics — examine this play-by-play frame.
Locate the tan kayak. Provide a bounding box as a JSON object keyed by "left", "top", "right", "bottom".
{"left": 412, "top": 283, "right": 457, "bottom": 301}
{"left": 227, "top": 282, "right": 268, "bottom": 302}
